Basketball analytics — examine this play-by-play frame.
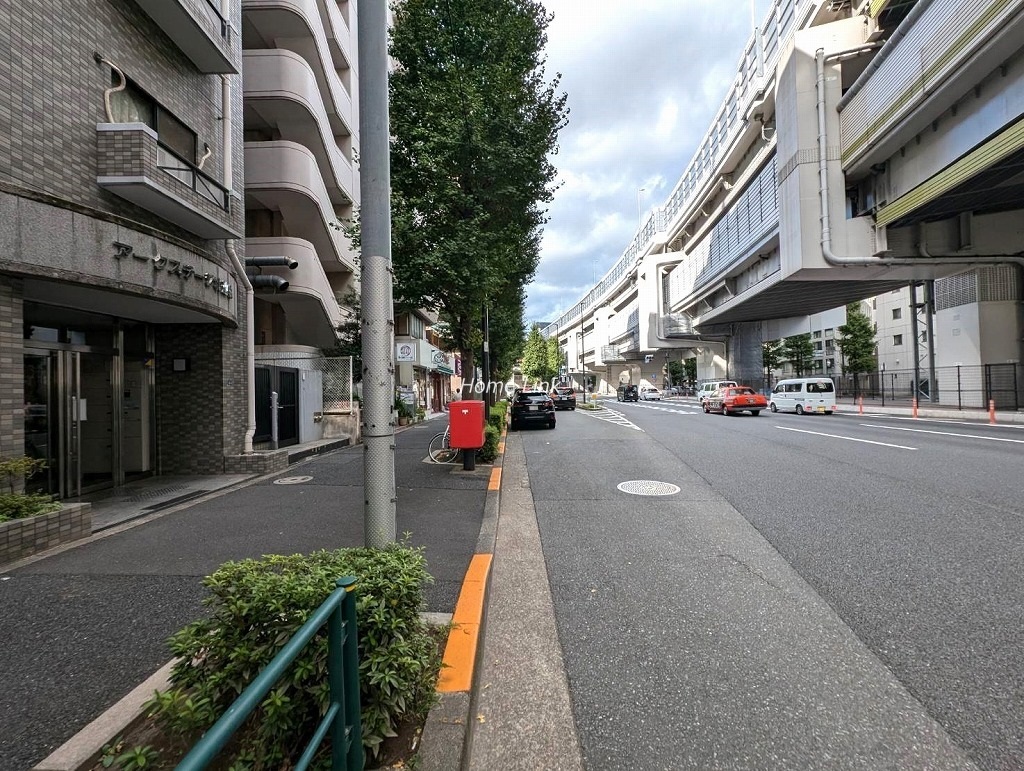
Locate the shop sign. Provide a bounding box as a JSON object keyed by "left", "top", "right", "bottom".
{"left": 113, "top": 241, "right": 233, "bottom": 298}
{"left": 396, "top": 342, "right": 416, "bottom": 362}
{"left": 431, "top": 349, "right": 454, "bottom": 374}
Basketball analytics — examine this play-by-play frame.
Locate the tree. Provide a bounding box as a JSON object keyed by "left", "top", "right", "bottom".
{"left": 781, "top": 334, "right": 814, "bottom": 377}
{"left": 837, "top": 302, "right": 877, "bottom": 396}
{"left": 546, "top": 335, "right": 562, "bottom": 384}
{"left": 322, "top": 289, "right": 360, "bottom": 381}
{"left": 837, "top": 302, "right": 876, "bottom": 373}
{"left": 667, "top": 360, "right": 686, "bottom": 388}
{"left": 762, "top": 340, "right": 782, "bottom": 386}
{"left": 521, "top": 324, "right": 548, "bottom": 385}
{"left": 388, "top": 0, "right": 568, "bottom": 392}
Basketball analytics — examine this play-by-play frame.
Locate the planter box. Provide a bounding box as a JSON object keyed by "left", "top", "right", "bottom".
{"left": 0, "top": 503, "right": 92, "bottom": 567}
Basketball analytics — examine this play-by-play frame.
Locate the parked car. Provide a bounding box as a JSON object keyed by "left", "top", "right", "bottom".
{"left": 640, "top": 386, "right": 662, "bottom": 401}
{"left": 704, "top": 386, "right": 768, "bottom": 416}
{"left": 616, "top": 383, "right": 639, "bottom": 402}
{"left": 698, "top": 380, "right": 738, "bottom": 406}
{"left": 510, "top": 390, "right": 556, "bottom": 430}
{"left": 549, "top": 385, "right": 577, "bottom": 410}
{"left": 769, "top": 377, "right": 836, "bottom": 414}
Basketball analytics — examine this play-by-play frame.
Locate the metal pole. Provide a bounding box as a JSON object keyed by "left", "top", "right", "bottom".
{"left": 481, "top": 305, "right": 491, "bottom": 407}
{"left": 910, "top": 281, "right": 921, "bottom": 402}
{"left": 358, "top": 1, "right": 397, "bottom": 548}
{"left": 270, "top": 390, "right": 279, "bottom": 450}
{"left": 926, "top": 279, "right": 937, "bottom": 402}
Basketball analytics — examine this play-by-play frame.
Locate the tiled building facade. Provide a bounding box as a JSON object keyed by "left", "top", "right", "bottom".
{"left": 0, "top": 0, "right": 272, "bottom": 498}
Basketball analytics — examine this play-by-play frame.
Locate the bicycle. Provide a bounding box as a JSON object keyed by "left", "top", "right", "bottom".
{"left": 428, "top": 424, "right": 460, "bottom": 464}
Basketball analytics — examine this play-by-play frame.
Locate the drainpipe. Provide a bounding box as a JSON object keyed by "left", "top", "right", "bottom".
{"left": 815, "top": 47, "right": 1024, "bottom": 372}
{"left": 220, "top": 69, "right": 256, "bottom": 454}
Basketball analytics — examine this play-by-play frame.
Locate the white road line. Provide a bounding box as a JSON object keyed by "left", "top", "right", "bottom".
{"left": 578, "top": 406, "right": 644, "bottom": 431}
{"left": 858, "top": 423, "right": 1024, "bottom": 444}
{"left": 775, "top": 425, "right": 917, "bottom": 450}
{"left": 838, "top": 412, "right": 1024, "bottom": 429}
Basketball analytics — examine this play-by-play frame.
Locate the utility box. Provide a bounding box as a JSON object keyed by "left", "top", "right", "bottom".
{"left": 449, "top": 400, "right": 485, "bottom": 449}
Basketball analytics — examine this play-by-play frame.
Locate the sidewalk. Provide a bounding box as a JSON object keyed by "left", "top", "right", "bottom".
{"left": 4, "top": 413, "right": 490, "bottom": 771}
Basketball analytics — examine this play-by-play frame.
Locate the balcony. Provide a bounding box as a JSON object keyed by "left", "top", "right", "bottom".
{"left": 248, "top": 237, "right": 342, "bottom": 347}
{"left": 133, "top": 0, "right": 239, "bottom": 73}
{"left": 243, "top": 0, "right": 355, "bottom": 134}
{"left": 244, "top": 140, "right": 358, "bottom": 271}
{"left": 243, "top": 49, "right": 357, "bottom": 204}
{"left": 96, "top": 123, "right": 240, "bottom": 239}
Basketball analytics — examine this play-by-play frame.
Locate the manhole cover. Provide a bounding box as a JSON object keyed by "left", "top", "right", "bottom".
{"left": 617, "top": 480, "right": 680, "bottom": 496}
{"left": 273, "top": 476, "right": 313, "bottom": 485}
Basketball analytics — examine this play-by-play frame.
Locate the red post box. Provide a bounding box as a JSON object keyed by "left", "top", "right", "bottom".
{"left": 449, "top": 400, "right": 485, "bottom": 449}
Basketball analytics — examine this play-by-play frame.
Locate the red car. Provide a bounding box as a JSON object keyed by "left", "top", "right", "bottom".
{"left": 703, "top": 386, "right": 768, "bottom": 416}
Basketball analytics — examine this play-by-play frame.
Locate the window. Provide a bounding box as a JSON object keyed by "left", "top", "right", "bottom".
{"left": 892, "top": 308, "right": 902, "bottom": 320}
{"left": 110, "top": 76, "right": 197, "bottom": 163}
{"left": 813, "top": 330, "right": 821, "bottom": 338}
{"left": 894, "top": 334, "right": 903, "bottom": 346}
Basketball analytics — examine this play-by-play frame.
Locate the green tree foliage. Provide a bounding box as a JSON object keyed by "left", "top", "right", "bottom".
{"left": 683, "top": 358, "right": 697, "bottom": 384}
{"left": 667, "top": 360, "right": 686, "bottom": 388}
{"left": 782, "top": 333, "right": 814, "bottom": 376}
{"left": 546, "top": 335, "right": 563, "bottom": 383}
{"left": 762, "top": 339, "right": 782, "bottom": 382}
{"left": 837, "top": 302, "right": 877, "bottom": 373}
{"left": 389, "top": 0, "right": 568, "bottom": 383}
{"left": 321, "top": 289, "right": 361, "bottom": 380}
{"left": 521, "top": 324, "right": 548, "bottom": 384}
{"left": 486, "top": 293, "right": 526, "bottom": 384}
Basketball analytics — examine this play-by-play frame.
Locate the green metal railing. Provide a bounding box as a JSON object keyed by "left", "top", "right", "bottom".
{"left": 176, "top": 577, "right": 363, "bottom": 771}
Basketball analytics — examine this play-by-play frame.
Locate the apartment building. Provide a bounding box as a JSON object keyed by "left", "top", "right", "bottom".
{"left": 242, "top": 0, "right": 361, "bottom": 448}
{"left": 0, "top": 0, "right": 257, "bottom": 499}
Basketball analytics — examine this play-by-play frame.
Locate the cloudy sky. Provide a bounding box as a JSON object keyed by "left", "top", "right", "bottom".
{"left": 527, "top": 0, "right": 774, "bottom": 325}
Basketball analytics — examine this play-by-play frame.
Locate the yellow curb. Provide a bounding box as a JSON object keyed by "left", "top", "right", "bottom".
{"left": 437, "top": 553, "right": 493, "bottom": 692}
{"left": 488, "top": 467, "right": 502, "bottom": 491}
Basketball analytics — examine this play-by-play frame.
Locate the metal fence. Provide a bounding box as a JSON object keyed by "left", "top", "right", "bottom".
{"left": 829, "top": 364, "right": 1022, "bottom": 410}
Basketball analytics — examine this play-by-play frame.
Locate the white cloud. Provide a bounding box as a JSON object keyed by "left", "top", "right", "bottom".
{"left": 527, "top": 0, "right": 775, "bottom": 324}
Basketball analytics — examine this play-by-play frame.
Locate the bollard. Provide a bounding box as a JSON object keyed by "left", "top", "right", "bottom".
{"left": 858, "top": 395, "right": 863, "bottom": 415}
{"left": 989, "top": 399, "right": 996, "bottom": 425}
{"left": 912, "top": 397, "right": 918, "bottom": 419}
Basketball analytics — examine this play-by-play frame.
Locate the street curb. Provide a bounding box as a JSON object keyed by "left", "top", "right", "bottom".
{"left": 417, "top": 422, "right": 505, "bottom": 771}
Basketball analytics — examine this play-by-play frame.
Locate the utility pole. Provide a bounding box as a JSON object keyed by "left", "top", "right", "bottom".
{"left": 358, "top": 1, "right": 396, "bottom": 548}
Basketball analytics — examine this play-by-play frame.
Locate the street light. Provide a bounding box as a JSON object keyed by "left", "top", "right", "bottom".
{"left": 637, "top": 187, "right": 646, "bottom": 228}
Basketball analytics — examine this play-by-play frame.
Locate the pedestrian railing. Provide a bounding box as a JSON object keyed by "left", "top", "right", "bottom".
{"left": 176, "top": 577, "right": 363, "bottom": 771}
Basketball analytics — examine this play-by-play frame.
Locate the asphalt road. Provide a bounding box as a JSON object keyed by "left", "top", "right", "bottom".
{"left": 520, "top": 399, "right": 1022, "bottom": 770}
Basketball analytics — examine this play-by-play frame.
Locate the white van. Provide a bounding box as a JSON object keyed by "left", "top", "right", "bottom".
{"left": 698, "top": 380, "right": 738, "bottom": 406}
{"left": 769, "top": 378, "right": 836, "bottom": 415}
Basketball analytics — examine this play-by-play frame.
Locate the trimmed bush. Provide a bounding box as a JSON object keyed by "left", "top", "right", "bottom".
{"left": 0, "top": 456, "right": 59, "bottom": 522}
{"left": 487, "top": 402, "right": 507, "bottom": 431}
{"left": 476, "top": 424, "right": 501, "bottom": 463}
{"left": 146, "top": 545, "right": 442, "bottom": 767}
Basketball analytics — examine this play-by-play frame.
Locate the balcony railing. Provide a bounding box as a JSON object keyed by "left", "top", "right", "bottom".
{"left": 157, "top": 144, "right": 229, "bottom": 210}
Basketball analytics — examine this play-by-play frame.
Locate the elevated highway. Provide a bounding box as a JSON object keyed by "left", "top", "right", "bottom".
{"left": 543, "top": 0, "right": 1024, "bottom": 396}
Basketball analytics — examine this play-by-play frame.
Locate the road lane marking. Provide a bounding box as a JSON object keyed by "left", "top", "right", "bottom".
{"left": 775, "top": 425, "right": 917, "bottom": 450}
{"left": 578, "top": 406, "right": 644, "bottom": 430}
{"left": 839, "top": 413, "right": 1024, "bottom": 430}
{"left": 858, "top": 423, "right": 1024, "bottom": 444}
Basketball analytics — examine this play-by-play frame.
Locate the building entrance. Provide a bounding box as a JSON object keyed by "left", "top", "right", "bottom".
{"left": 22, "top": 305, "right": 154, "bottom": 499}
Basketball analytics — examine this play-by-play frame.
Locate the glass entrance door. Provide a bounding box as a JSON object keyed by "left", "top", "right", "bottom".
{"left": 23, "top": 350, "right": 114, "bottom": 499}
